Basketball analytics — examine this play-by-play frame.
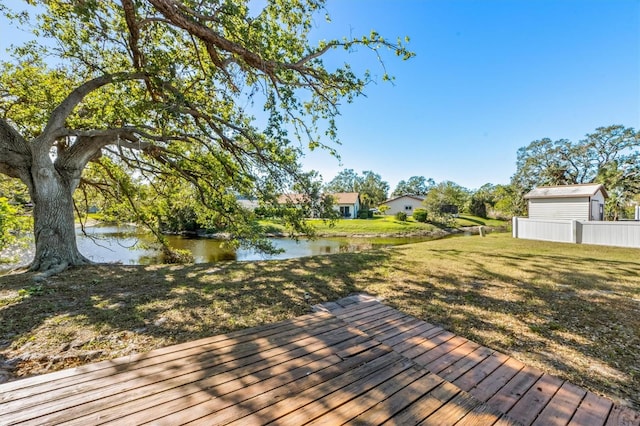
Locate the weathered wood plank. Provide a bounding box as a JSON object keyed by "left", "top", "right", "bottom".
{"left": 485, "top": 365, "right": 543, "bottom": 416}
{"left": 0, "top": 310, "right": 333, "bottom": 396}
{"left": 392, "top": 326, "right": 445, "bottom": 354}
{"left": 439, "top": 346, "right": 494, "bottom": 382}
{"left": 568, "top": 391, "right": 613, "bottom": 426}
{"left": 412, "top": 335, "right": 468, "bottom": 366}
{"left": 7, "top": 321, "right": 361, "bottom": 425}
{"left": 381, "top": 321, "right": 438, "bottom": 348}
{"left": 533, "top": 381, "right": 587, "bottom": 425}
{"left": 420, "top": 391, "right": 483, "bottom": 425}
{"left": 453, "top": 352, "right": 509, "bottom": 392}
{"left": 604, "top": 405, "right": 640, "bottom": 426}
{"left": 381, "top": 381, "right": 460, "bottom": 425}
{"left": 305, "top": 365, "right": 429, "bottom": 426}
{"left": 423, "top": 340, "right": 481, "bottom": 376}
{"left": 504, "top": 373, "right": 564, "bottom": 425}
{"left": 468, "top": 356, "right": 524, "bottom": 403}
{"left": 401, "top": 331, "right": 456, "bottom": 360}
{"left": 350, "top": 373, "right": 444, "bottom": 425}
{"left": 456, "top": 402, "right": 510, "bottom": 426}
{"left": 0, "top": 315, "right": 347, "bottom": 418}
{"left": 235, "top": 352, "right": 411, "bottom": 426}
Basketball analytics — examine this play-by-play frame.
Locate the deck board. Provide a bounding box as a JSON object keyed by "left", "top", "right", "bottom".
{"left": 0, "top": 294, "right": 636, "bottom": 425}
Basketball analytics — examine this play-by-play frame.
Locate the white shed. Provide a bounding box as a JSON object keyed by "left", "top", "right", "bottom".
{"left": 524, "top": 184, "right": 608, "bottom": 221}
{"left": 379, "top": 195, "right": 425, "bottom": 216}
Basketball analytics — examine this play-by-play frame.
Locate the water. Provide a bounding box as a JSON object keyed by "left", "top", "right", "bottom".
{"left": 75, "top": 225, "right": 435, "bottom": 265}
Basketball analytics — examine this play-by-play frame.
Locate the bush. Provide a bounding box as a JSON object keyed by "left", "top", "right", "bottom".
{"left": 413, "top": 209, "right": 428, "bottom": 222}
{"left": 395, "top": 211, "right": 407, "bottom": 221}
{"left": 358, "top": 210, "right": 369, "bottom": 219}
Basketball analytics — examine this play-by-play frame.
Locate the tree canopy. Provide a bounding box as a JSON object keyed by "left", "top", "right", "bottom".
{"left": 324, "top": 169, "right": 389, "bottom": 208}
{"left": 391, "top": 176, "right": 435, "bottom": 196}
{"left": 0, "top": 0, "right": 412, "bottom": 274}
{"left": 512, "top": 125, "right": 640, "bottom": 219}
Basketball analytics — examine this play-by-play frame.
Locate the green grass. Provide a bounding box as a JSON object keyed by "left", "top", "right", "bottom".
{"left": 261, "top": 214, "right": 508, "bottom": 236}
{"left": 1, "top": 233, "right": 637, "bottom": 409}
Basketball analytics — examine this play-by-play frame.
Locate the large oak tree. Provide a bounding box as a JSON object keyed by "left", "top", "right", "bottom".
{"left": 0, "top": 0, "right": 412, "bottom": 275}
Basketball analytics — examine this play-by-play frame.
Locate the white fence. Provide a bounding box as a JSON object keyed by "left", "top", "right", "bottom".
{"left": 512, "top": 217, "right": 640, "bottom": 248}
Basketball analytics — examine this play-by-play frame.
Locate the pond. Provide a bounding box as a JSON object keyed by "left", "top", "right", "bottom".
{"left": 76, "top": 225, "right": 438, "bottom": 265}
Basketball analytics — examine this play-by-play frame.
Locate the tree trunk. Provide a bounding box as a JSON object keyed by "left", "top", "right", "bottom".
{"left": 29, "top": 160, "right": 91, "bottom": 275}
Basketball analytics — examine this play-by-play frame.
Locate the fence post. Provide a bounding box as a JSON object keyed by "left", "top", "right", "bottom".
{"left": 571, "top": 220, "right": 578, "bottom": 243}
{"left": 512, "top": 217, "right": 518, "bottom": 238}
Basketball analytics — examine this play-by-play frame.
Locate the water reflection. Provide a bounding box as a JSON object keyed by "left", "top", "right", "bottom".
{"left": 76, "top": 225, "right": 436, "bottom": 265}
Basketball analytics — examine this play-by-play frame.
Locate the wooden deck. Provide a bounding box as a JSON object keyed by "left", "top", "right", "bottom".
{"left": 1, "top": 295, "right": 638, "bottom": 425}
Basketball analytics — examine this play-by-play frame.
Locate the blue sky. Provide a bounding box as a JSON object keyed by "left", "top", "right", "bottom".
{"left": 301, "top": 0, "right": 640, "bottom": 191}
{"left": 1, "top": 1, "right": 638, "bottom": 192}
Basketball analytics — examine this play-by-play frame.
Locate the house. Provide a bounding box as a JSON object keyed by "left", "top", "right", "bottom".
{"left": 331, "top": 192, "right": 360, "bottom": 218}
{"left": 277, "top": 192, "right": 360, "bottom": 219}
{"left": 378, "top": 195, "right": 425, "bottom": 216}
{"left": 524, "top": 184, "right": 608, "bottom": 221}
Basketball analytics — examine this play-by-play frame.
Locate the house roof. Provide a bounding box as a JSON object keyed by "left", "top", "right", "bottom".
{"left": 277, "top": 192, "right": 360, "bottom": 205}
{"left": 378, "top": 194, "right": 425, "bottom": 206}
{"left": 332, "top": 192, "right": 360, "bottom": 204}
{"left": 524, "top": 184, "right": 608, "bottom": 200}
{"left": 277, "top": 193, "right": 310, "bottom": 204}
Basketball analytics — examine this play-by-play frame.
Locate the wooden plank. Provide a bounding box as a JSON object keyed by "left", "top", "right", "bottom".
{"left": 333, "top": 302, "right": 391, "bottom": 322}
{"left": 353, "top": 311, "right": 411, "bottom": 334}
{"left": 381, "top": 321, "right": 438, "bottom": 348}
{"left": 420, "top": 391, "right": 483, "bottom": 425}
{"left": 392, "top": 326, "right": 445, "bottom": 354}
{"left": 412, "top": 335, "right": 468, "bottom": 366}
{"left": 0, "top": 316, "right": 348, "bottom": 417}
{"left": 381, "top": 381, "right": 460, "bottom": 425}
{"left": 486, "top": 365, "right": 543, "bottom": 416}
{"left": 401, "top": 331, "right": 456, "bottom": 360}
{"left": 424, "top": 340, "right": 480, "bottom": 376}
{"left": 504, "top": 373, "right": 564, "bottom": 426}
{"left": 350, "top": 373, "right": 444, "bottom": 425}
{"left": 363, "top": 315, "right": 423, "bottom": 340}
{"left": 304, "top": 365, "right": 429, "bottom": 426}
{"left": 8, "top": 323, "right": 365, "bottom": 425}
{"left": 533, "top": 381, "right": 587, "bottom": 425}
{"left": 439, "top": 346, "right": 494, "bottom": 382}
{"left": 568, "top": 391, "right": 613, "bottom": 426}
{"left": 0, "top": 310, "right": 333, "bottom": 395}
{"left": 266, "top": 356, "right": 415, "bottom": 425}
{"left": 456, "top": 402, "right": 509, "bottom": 426}
{"left": 468, "top": 356, "right": 524, "bottom": 402}
{"left": 604, "top": 405, "right": 640, "bottom": 426}
{"left": 93, "top": 339, "right": 390, "bottom": 426}
{"left": 229, "top": 352, "right": 409, "bottom": 426}
{"left": 373, "top": 317, "right": 424, "bottom": 343}
{"left": 453, "top": 352, "right": 509, "bottom": 392}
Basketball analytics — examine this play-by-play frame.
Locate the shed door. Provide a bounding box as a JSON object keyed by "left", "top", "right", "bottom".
{"left": 590, "top": 200, "right": 603, "bottom": 221}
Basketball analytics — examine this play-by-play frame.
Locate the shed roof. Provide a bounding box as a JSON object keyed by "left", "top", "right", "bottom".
{"left": 524, "top": 184, "right": 608, "bottom": 199}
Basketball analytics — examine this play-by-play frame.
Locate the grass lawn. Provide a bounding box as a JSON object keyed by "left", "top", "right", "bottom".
{"left": 261, "top": 214, "right": 508, "bottom": 236}
{"left": 0, "top": 233, "right": 638, "bottom": 410}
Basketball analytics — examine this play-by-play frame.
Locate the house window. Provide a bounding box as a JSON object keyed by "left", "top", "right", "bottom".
{"left": 339, "top": 206, "right": 351, "bottom": 218}
{"left": 405, "top": 205, "right": 413, "bottom": 211}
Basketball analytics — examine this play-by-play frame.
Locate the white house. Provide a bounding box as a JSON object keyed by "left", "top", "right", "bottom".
{"left": 332, "top": 192, "right": 360, "bottom": 218}
{"left": 379, "top": 195, "right": 425, "bottom": 216}
{"left": 524, "top": 184, "right": 608, "bottom": 221}
{"left": 277, "top": 192, "right": 360, "bottom": 218}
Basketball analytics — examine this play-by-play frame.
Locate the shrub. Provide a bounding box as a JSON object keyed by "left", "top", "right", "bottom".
{"left": 395, "top": 211, "right": 407, "bottom": 221}
{"left": 413, "top": 209, "right": 428, "bottom": 223}
{"left": 358, "top": 210, "right": 370, "bottom": 219}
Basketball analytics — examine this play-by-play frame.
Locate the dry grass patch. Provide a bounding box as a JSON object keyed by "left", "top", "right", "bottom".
{"left": 0, "top": 233, "right": 638, "bottom": 410}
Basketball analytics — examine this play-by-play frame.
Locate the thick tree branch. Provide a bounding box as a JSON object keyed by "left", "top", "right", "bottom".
{"left": 34, "top": 72, "right": 147, "bottom": 152}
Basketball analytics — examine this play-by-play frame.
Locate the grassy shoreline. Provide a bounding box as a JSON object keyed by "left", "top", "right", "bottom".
{"left": 1, "top": 233, "right": 638, "bottom": 410}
